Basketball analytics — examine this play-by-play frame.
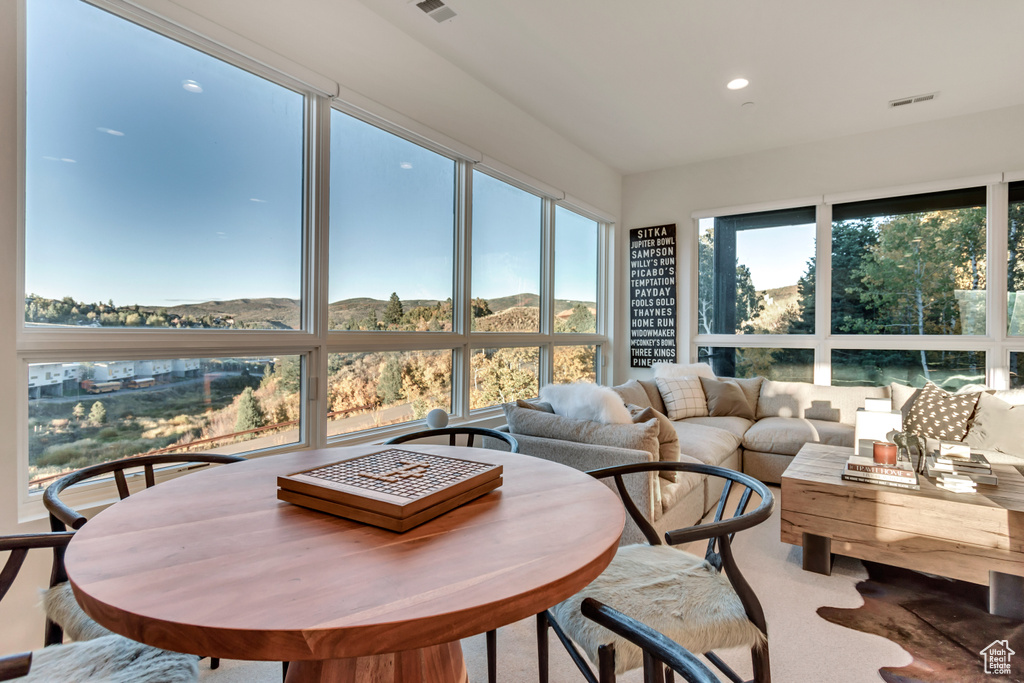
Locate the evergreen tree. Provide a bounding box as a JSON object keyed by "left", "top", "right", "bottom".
{"left": 471, "top": 297, "right": 492, "bottom": 318}
{"left": 88, "top": 401, "right": 107, "bottom": 425}
{"left": 383, "top": 292, "right": 404, "bottom": 326}
{"left": 377, "top": 357, "right": 404, "bottom": 405}
{"left": 276, "top": 357, "right": 302, "bottom": 394}
{"left": 234, "top": 387, "right": 266, "bottom": 433}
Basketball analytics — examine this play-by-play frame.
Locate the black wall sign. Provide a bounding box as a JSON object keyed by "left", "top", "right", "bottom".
{"left": 629, "top": 224, "right": 677, "bottom": 368}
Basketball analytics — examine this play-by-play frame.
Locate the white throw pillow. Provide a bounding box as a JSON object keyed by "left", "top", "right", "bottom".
{"left": 652, "top": 361, "right": 715, "bottom": 380}
{"left": 655, "top": 375, "right": 709, "bottom": 420}
{"left": 539, "top": 382, "right": 632, "bottom": 424}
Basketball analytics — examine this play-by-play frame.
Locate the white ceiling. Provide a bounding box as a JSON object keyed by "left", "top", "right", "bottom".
{"left": 356, "top": 0, "right": 1024, "bottom": 176}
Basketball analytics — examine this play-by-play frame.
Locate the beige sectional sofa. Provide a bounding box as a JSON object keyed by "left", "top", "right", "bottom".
{"left": 492, "top": 376, "right": 891, "bottom": 543}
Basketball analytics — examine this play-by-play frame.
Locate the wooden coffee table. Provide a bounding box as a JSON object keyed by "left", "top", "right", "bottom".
{"left": 781, "top": 442, "right": 1024, "bottom": 619}
{"left": 64, "top": 445, "right": 625, "bottom": 682}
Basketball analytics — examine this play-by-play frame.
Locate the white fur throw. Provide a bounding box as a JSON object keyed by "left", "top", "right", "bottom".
{"left": 43, "top": 582, "right": 113, "bottom": 641}
{"left": 540, "top": 382, "right": 632, "bottom": 424}
{"left": 551, "top": 544, "right": 765, "bottom": 674}
{"left": 27, "top": 635, "right": 199, "bottom": 682}
{"left": 652, "top": 362, "right": 716, "bottom": 380}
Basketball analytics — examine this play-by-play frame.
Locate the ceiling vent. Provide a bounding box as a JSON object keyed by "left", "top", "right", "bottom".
{"left": 416, "top": 0, "right": 457, "bottom": 23}
{"left": 888, "top": 92, "right": 938, "bottom": 109}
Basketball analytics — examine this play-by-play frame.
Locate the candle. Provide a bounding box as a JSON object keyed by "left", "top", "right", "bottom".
{"left": 873, "top": 441, "right": 898, "bottom": 466}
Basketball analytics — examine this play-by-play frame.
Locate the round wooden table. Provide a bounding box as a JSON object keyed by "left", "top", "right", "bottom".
{"left": 64, "top": 445, "right": 625, "bottom": 682}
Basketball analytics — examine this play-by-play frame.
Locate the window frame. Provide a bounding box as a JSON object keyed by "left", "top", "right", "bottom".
{"left": 692, "top": 175, "right": 1016, "bottom": 389}
{"left": 14, "top": 0, "right": 613, "bottom": 516}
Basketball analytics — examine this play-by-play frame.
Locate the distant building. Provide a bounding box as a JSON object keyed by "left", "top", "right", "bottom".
{"left": 28, "top": 362, "right": 64, "bottom": 399}
{"left": 94, "top": 361, "right": 135, "bottom": 382}
{"left": 172, "top": 358, "right": 201, "bottom": 377}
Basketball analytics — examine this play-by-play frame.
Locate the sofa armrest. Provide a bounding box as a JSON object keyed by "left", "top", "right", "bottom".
{"left": 491, "top": 431, "right": 656, "bottom": 545}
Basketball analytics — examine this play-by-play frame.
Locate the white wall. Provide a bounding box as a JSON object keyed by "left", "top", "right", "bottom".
{"left": 617, "top": 104, "right": 1024, "bottom": 381}
{"left": 0, "top": 0, "right": 622, "bottom": 655}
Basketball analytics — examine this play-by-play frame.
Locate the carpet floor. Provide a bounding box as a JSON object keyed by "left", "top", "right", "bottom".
{"left": 201, "top": 485, "right": 919, "bottom": 682}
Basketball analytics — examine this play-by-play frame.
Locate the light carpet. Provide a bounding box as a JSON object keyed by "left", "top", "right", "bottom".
{"left": 200, "top": 486, "right": 909, "bottom": 682}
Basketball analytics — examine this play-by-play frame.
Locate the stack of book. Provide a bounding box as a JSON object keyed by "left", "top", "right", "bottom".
{"left": 842, "top": 455, "right": 920, "bottom": 490}
{"left": 924, "top": 442, "right": 996, "bottom": 486}
{"left": 935, "top": 471, "right": 977, "bottom": 494}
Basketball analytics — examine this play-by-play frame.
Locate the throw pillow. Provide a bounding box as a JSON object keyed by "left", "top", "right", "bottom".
{"left": 627, "top": 404, "right": 680, "bottom": 481}
{"left": 652, "top": 361, "right": 715, "bottom": 380}
{"left": 889, "top": 383, "right": 921, "bottom": 421}
{"left": 539, "top": 382, "right": 632, "bottom": 424}
{"left": 612, "top": 379, "right": 653, "bottom": 411}
{"left": 699, "top": 377, "right": 755, "bottom": 420}
{"left": 965, "top": 393, "right": 1024, "bottom": 455}
{"left": 903, "top": 381, "right": 980, "bottom": 441}
{"left": 503, "top": 404, "right": 660, "bottom": 455}
{"left": 515, "top": 399, "right": 555, "bottom": 413}
{"left": 655, "top": 375, "right": 709, "bottom": 420}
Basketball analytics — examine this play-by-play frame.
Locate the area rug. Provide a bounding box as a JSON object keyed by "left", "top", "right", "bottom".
{"left": 818, "top": 562, "right": 1024, "bottom": 682}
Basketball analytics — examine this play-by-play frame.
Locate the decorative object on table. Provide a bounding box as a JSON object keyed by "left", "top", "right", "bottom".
{"left": 855, "top": 407, "right": 904, "bottom": 456}
{"left": 864, "top": 397, "right": 894, "bottom": 412}
{"left": 277, "top": 448, "right": 502, "bottom": 532}
{"left": 425, "top": 408, "right": 449, "bottom": 429}
{"left": 843, "top": 453, "right": 920, "bottom": 490}
{"left": 924, "top": 447, "right": 997, "bottom": 486}
{"left": 934, "top": 472, "right": 977, "bottom": 494}
{"left": 872, "top": 441, "right": 898, "bottom": 465}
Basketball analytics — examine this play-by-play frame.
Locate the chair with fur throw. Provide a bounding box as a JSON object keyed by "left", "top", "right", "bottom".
{"left": 538, "top": 461, "right": 774, "bottom": 683}
{"left": 0, "top": 532, "right": 199, "bottom": 683}
{"left": 580, "top": 598, "right": 722, "bottom": 683}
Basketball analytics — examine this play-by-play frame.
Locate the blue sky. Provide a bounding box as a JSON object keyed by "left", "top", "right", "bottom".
{"left": 26, "top": 0, "right": 598, "bottom": 308}
{"left": 699, "top": 218, "right": 815, "bottom": 291}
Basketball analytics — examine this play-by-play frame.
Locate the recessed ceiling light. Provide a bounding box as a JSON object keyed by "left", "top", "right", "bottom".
{"left": 400, "top": 162, "right": 413, "bottom": 170}
{"left": 96, "top": 127, "right": 125, "bottom": 136}
{"left": 727, "top": 78, "right": 749, "bottom": 90}
{"left": 182, "top": 80, "right": 203, "bottom": 93}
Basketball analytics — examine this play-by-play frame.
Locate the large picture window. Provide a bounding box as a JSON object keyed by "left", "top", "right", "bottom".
{"left": 554, "top": 207, "right": 598, "bottom": 334}
{"left": 25, "top": 0, "right": 305, "bottom": 330}
{"left": 697, "top": 207, "right": 816, "bottom": 336}
{"left": 328, "top": 112, "right": 456, "bottom": 331}
{"left": 831, "top": 188, "right": 987, "bottom": 336}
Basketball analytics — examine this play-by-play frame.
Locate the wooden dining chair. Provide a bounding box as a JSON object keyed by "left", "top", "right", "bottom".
{"left": 538, "top": 461, "right": 774, "bottom": 683}
{"left": 384, "top": 426, "right": 519, "bottom": 453}
{"left": 43, "top": 453, "right": 246, "bottom": 668}
{"left": 384, "top": 426, "right": 517, "bottom": 683}
{"left": 580, "top": 598, "right": 722, "bottom": 683}
{"left": 0, "top": 532, "right": 199, "bottom": 682}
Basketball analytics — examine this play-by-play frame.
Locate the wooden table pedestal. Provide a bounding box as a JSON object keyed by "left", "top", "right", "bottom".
{"left": 285, "top": 642, "right": 467, "bottom": 683}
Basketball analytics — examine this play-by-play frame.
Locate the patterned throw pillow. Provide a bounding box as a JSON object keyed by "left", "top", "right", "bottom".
{"left": 903, "top": 382, "right": 980, "bottom": 441}
{"left": 655, "top": 375, "right": 709, "bottom": 420}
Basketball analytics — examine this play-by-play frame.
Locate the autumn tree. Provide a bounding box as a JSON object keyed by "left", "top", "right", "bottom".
{"left": 377, "top": 357, "right": 404, "bottom": 406}
{"left": 88, "top": 401, "right": 107, "bottom": 425}
{"left": 470, "top": 348, "right": 538, "bottom": 409}
{"left": 72, "top": 402, "right": 85, "bottom": 422}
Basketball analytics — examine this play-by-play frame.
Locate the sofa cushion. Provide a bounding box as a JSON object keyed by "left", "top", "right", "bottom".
{"left": 656, "top": 376, "right": 709, "bottom": 420}
{"left": 743, "top": 416, "right": 854, "bottom": 456}
{"left": 628, "top": 405, "right": 680, "bottom": 481}
{"left": 658, "top": 453, "right": 705, "bottom": 516}
{"left": 699, "top": 377, "right": 755, "bottom": 420}
{"left": 679, "top": 416, "right": 754, "bottom": 440}
{"left": 613, "top": 379, "right": 653, "bottom": 411}
{"left": 516, "top": 398, "right": 554, "bottom": 413}
{"left": 904, "top": 381, "right": 980, "bottom": 441}
{"left": 539, "top": 382, "right": 632, "bottom": 424}
{"left": 965, "top": 393, "right": 1024, "bottom": 455}
{"left": 637, "top": 379, "right": 668, "bottom": 414}
{"left": 504, "top": 404, "right": 659, "bottom": 456}
{"left": 756, "top": 380, "right": 888, "bottom": 425}
{"left": 890, "top": 383, "right": 921, "bottom": 420}
{"left": 671, "top": 421, "right": 742, "bottom": 467}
